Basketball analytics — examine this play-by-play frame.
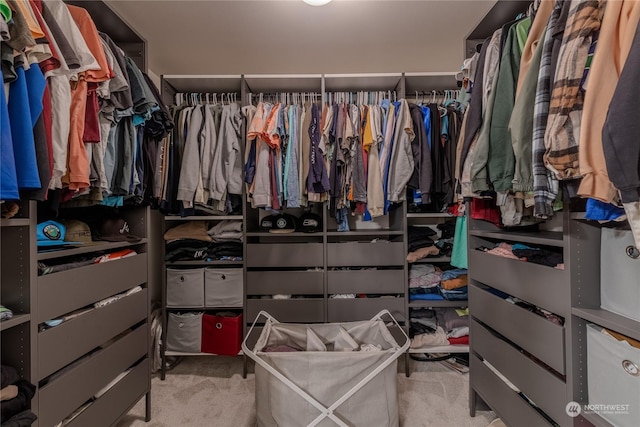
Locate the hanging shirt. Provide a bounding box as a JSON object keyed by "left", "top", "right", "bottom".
{"left": 307, "top": 103, "right": 330, "bottom": 195}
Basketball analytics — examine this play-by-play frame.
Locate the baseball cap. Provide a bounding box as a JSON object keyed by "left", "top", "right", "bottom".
{"left": 260, "top": 214, "right": 276, "bottom": 231}
{"left": 59, "top": 219, "right": 93, "bottom": 244}
{"left": 36, "top": 220, "right": 81, "bottom": 247}
{"left": 269, "top": 213, "right": 297, "bottom": 234}
{"left": 94, "top": 218, "right": 142, "bottom": 243}
{"left": 298, "top": 212, "right": 322, "bottom": 233}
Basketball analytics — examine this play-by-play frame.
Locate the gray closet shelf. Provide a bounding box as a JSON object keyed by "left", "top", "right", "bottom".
{"left": 410, "top": 257, "right": 452, "bottom": 263}
{"left": 166, "top": 306, "right": 242, "bottom": 311}
{"left": 165, "top": 350, "right": 243, "bottom": 357}
{"left": 166, "top": 260, "right": 244, "bottom": 266}
{"left": 468, "top": 229, "right": 564, "bottom": 248}
{"left": 572, "top": 307, "right": 640, "bottom": 342}
{"left": 246, "top": 232, "right": 314, "bottom": 237}
{"left": 326, "top": 230, "right": 404, "bottom": 236}
{"left": 577, "top": 409, "right": 615, "bottom": 427}
{"left": 408, "top": 301, "right": 466, "bottom": 308}
{"left": 165, "top": 215, "right": 243, "bottom": 221}
{"left": 0, "top": 218, "right": 30, "bottom": 227}
{"left": 0, "top": 314, "right": 31, "bottom": 332}
{"left": 406, "top": 213, "right": 453, "bottom": 218}
{"left": 37, "top": 239, "right": 148, "bottom": 261}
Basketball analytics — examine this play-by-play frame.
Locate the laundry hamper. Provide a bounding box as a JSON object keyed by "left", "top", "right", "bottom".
{"left": 242, "top": 310, "right": 409, "bottom": 427}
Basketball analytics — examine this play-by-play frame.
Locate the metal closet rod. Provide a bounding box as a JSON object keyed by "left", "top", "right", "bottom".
{"left": 175, "top": 92, "right": 241, "bottom": 105}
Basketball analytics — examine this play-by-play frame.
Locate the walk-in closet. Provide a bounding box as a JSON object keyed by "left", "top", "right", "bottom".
{"left": 1, "top": 1, "right": 638, "bottom": 426}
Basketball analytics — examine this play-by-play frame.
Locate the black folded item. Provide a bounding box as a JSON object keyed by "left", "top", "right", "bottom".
{"left": 1, "top": 380, "right": 36, "bottom": 422}
{"left": 512, "top": 248, "right": 563, "bottom": 267}
{"left": 0, "top": 366, "right": 19, "bottom": 389}
{"left": 408, "top": 226, "right": 437, "bottom": 239}
{"left": 165, "top": 240, "right": 210, "bottom": 262}
{"left": 437, "top": 222, "right": 456, "bottom": 240}
{"left": 408, "top": 238, "right": 435, "bottom": 253}
{"left": 0, "top": 409, "right": 37, "bottom": 427}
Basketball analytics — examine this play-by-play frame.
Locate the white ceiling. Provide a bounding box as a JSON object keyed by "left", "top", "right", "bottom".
{"left": 105, "top": 0, "right": 496, "bottom": 76}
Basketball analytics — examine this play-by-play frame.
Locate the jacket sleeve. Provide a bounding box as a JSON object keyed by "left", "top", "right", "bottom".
{"left": 177, "top": 106, "right": 204, "bottom": 208}
{"left": 603, "top": 23, "right": 640, "bottom": 204}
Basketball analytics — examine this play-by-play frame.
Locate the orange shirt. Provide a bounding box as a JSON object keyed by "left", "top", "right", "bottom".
{"left": 66, "top": 4, "right": 112, "bottom": 83}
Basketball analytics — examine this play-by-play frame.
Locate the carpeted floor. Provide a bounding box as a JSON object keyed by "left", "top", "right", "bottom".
{"left": 114, "top": 356, "right": 495, "bottom": 427}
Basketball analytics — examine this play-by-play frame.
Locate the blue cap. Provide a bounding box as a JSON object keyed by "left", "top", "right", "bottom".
{"left": 36, "top": 220, "right": 81, "bottom": 247}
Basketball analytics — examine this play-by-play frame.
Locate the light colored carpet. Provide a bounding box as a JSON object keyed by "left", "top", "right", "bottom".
{"left": 114, "top": 356, "right": 495, "bottom": 427}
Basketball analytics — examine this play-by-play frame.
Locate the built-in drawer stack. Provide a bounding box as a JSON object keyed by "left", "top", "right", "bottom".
{"left": 468, "top": 219, "right": 571, "bottom": 427}
{"left": 36, "top": 250, "right": 149, "bottom": 426}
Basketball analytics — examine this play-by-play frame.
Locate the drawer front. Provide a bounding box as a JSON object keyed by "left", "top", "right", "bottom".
{"left": 166, "top": 268, "right": 205, "bottom": 308}
{"left": 39, "top": 288, "right": 147, "bottom": 379}
{"left": 246, "top": 299, "right": 324, "bottom": 323}
{"left": 66, "top": 359, "right": 149, "bottom": 427}
{"left": 246, "top": 270, "right": 324, "bottom": 295}
{"left": 468, "top": 250, "right": 567, "bottom": 317}
{"left": 247, "top": 243, "right": 323, "bottom": 268}
{"left": 38, "top": 253, "right": 147, "bottom": 322}
{"left": 471, "top": 319, "right": 567, "bottom": 424}
{"left": 204, "top": 268, "right": 243, "bottom": 308}
{"left": 471, "top": 354, "right": 554, "bottom": 427}
{"left": 327, "top": 298, "right": 405, "bottom": 323}
{"left": 587, "top": 323, "right": 640, "bottom": 427}
{"left": 327, "top": 242, "right": 405, "bottom": 266}
{"left": 38, "top": 325, "right": 147, "bottom": 427}
{"left": 327, "top": 270, "right": 404, "bottom": 294}
{"left": 470, "top": 285, "right": 565, "bottom": 374}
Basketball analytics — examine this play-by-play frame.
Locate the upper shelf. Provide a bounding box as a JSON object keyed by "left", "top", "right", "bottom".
{"left": 162, "top": 75, "right": 242, "bottom": 93}
{"left": 404, "top": 72, "right": 459, "bottom": 92}
{"left": 572, "top": 307, "right": 640, "bottom": 342}
{"left": 244, "top": 74, "right": 322, "bottom": 93}
{"left": 324, "top": 73, "right": 402, "bottom": 93}
{"left": 66, "top": 0, "right": 145, "bottom": 44}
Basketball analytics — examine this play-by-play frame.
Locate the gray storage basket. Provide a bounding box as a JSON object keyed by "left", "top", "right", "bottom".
{"left": 166, "top": 268, "right": 205, "bottom": 308}
{"left": 166, "top": 312, "right": 203, "bottom": 353}
{"left": 242, "top": 310, "right": 409, "bottom": 427}
{"left": 204, "top": 268, "right": 243, "bottom": 308}
{"left": 600, "top": 228, "right": 640, "bottom": 322}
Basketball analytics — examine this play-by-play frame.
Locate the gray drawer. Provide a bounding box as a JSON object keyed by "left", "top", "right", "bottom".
{"left": 471, "top": 319, "right": 567, "bottom": 424}
{"left": 327, "top": 298, "right": 405, "bottom": 323}
{"left": 327, "top": 270, "right": 404, "bottom": 294}
{"left": 468, "top": 250, "right": 567, "bottom": 317}
{"left": 38, "top": 325, "right": 147, "bottom": 427}
{"left": 66, "top": 359, "right": 149, "bottom": 427}
{"left": 471, "top": 354, "right": 554, "bottom": 427}
{"left": 247, "top": 243, "right": 323, "bottom": 268}
{"left": 38, "top": 288, "right": 147, "bottom": 379}
{"left": 470, "top": 285, "right": 565, "bottom": 374}
{"left": 38, "top": 253, "right": 147, "bottom": 322}
{"left": 246, "top": 270, "right": 324, "bottom": 295}
{"left": 246, "top": 299, "right": 324, "bottom": 323}
{"left": 327, "top": 242, "right": 404, "bottom": 266}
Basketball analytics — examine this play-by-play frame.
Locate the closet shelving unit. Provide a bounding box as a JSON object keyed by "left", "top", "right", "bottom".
{"left": 1, "top": 200, "right": 37, "bottom": 418}
{"left": 158, "top": 75, "right": 246, "bottom": 379}
{"left": 405, "top": 210, "right": 469, "bottom": 356}
{"left": 0, "top": 2, "right": 153, "bottom": 425}
{"left": 159, "top": 72, "right": 461, "bottom": 375}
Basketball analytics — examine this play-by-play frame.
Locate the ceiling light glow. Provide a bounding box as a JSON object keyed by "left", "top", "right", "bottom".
{"left": 303, "top": 0, "right": 333, "bottom": 6}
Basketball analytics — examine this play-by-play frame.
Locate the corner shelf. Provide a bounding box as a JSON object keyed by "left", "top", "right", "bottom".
{"left": 165, "top": 350, "right": 243, "bottom": 357}
{"left": 0, "top": 314, "right": 31, "bottom": 332}
{"left": 326, "top": 230, "right": 404, "bottom": 236}
{"left": 1, "top": 218, "right": 30, "bottom": 227}
{"left": 164, "top": 215, "right": 243, "bottom": 221}
{"left": 572, "top": 308, "right": 640, "bottom": 342}
{"left": 409, "top": 256, "right": 452, "bottom": 263}
{"left": 468, "top": 229, "right": 564, "bottom": 248}
{"left": 406, "top": 213, "right": 453, "bottom": 218}
{"left": 245, "top": 232, "right": 315, "bottom": 237}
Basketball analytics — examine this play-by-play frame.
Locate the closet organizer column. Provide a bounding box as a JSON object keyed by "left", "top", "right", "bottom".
{"left": 158, "top": 75, "right": 246, "bottom": 380}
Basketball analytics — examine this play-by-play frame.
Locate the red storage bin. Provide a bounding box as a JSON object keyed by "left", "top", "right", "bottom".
{"left": 201, "top": 313, "right": 243, "bottom": 355}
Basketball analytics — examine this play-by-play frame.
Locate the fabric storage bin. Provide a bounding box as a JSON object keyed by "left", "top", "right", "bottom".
{"left": 587, "top": 323, "right": 640, "bottom": 427}
{"left": 166, "top": 312, "right": 203, "bottom": 353}
{"left": 201, "top": 313, "right": 243, "bottom": 355}
{"left": 166, "top": 268, "right": 205, "bottom": 308}
{"left": 601, "top": 228, "right": 640, "bottom": 322}
{"left": 204, "top": 268, "right": 243, "bottom": 308}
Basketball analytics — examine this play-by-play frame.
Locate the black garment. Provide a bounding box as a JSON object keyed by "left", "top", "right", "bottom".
{"left": 0, "top": 409, "right": 37, "bottom": 427}
{"left": 0, "top": 366, "right": 19, "bottom": 389}
{"left": 0, "top": 380, "right": 36, "bottom": 422}
{"left": 443, "top": 107, "right": 462, "bottom": 206}
{"left": 512, "top": 248, "right": 563, "bottom": 267}
{"left": 408, "top": 104, "right": 433, "bottom": 204}
{"left": 428, "top": 104, "right": 449, "bottom": 213}
{"left": 458, "top": 37, "right": 491, "bottom": 179}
